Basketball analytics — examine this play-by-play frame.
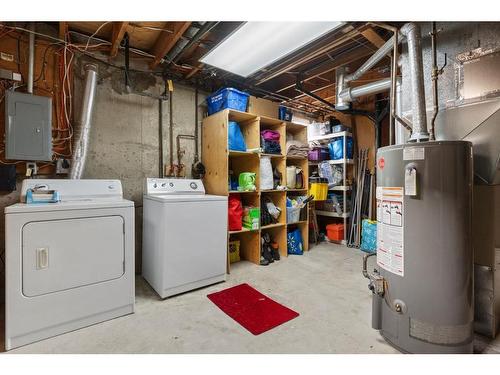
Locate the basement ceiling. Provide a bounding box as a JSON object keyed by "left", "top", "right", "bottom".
{"left": 59, "top": 21, "right": 395, "bottom": 115}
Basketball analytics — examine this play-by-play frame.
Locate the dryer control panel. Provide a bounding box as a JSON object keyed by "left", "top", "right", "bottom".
{"left": 145, "top": 178, "right": 205, "bottom": 195}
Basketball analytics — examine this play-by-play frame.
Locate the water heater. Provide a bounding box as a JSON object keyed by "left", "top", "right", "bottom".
{"left": 367, "top": 141, "right": 473, "bottom": 353}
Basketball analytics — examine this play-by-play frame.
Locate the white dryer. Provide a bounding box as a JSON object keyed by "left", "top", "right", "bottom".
{"left": 142, "top": 178, "right": 227, "bottom": 298}
{"left": 5, "top": 179, "right": 135, "bottom": 350}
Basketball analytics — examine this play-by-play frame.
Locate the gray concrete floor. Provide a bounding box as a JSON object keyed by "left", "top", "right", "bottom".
{"left": 2, "top": 244, "right": 500, "bottom": 354}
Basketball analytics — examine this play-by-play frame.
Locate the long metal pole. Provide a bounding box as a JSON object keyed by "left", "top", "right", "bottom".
{"left": 27, "top": 23, "right": 35, "bottom": 94}
{"left": 159, "top": 98, "right": 164, "bottom": 178}
{"left": 430, "top": 22, "right": 438, "bottom": 141}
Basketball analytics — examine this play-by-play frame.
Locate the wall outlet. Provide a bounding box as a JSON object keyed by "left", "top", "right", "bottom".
{"left": 56, "top": 158, "right": 70, "bottom": 174}
{"left": 26, "top": 162, "right": 37, "bottom": 177}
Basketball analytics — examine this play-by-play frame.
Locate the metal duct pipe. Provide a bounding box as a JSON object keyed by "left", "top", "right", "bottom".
{"left": 69, "top": 63, "right": 98, "bottom": 179}
{"left": 401, "top": 22, "right": 429, "bottom": 142}
{"left": 165, "top": 22, "right": 218, "bottom": 64}
{"left": 394, "top": 77, "right": 410, "bottom": 145}
{"left": 27, "top": 23, "right": 35, "bottom": 94}
{"left": 345, "top": 33, "right": 403, "bottom": 83}
{"left": 338, "top": 78, "right": 392, "bottom": 102}
{"left": 335, "top": 66, "right": 349, "bottom": 110}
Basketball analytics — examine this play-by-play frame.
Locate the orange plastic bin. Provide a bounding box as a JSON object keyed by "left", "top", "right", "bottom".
{"left": 326, "top": 223, "right": 344, "bottom": 241}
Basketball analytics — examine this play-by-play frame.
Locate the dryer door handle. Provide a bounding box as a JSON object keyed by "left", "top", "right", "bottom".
{"left": 36, "top": 247, "right": 49, "bottom": 270}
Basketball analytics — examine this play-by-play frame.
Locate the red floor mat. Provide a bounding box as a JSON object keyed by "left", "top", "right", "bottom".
{"left": 207, "top": 283, "right": 299, "bottom": 335}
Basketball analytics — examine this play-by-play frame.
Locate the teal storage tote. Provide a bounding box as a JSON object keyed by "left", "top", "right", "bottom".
{"left": 360, "top": 219, "right": 377, "bottom": 253}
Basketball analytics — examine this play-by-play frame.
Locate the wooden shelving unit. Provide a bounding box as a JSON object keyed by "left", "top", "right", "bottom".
{"left": 202, "top": 109, "right": 309, "bottom": 271}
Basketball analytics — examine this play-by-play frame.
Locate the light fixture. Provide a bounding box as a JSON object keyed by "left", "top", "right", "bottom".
{"left": 200, "top": 22, "right": 344, "bottom": 77}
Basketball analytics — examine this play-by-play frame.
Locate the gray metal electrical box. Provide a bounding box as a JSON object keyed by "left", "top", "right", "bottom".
{"left": 5, "top": 91, "right": 52, "bottom": 161}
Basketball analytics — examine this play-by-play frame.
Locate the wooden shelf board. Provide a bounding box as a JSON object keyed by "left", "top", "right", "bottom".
{"left": 260, "top": 223, "right": 285, "bottom": 230}
{"left": 229, "top": 150, "right": 259, "bottom": 158}
{"left": 286, "top": 155, "right": 307, "bottom": 160}
{"left": 285, "top": 122, "right": 308, "bottom": 132}
{"left": 286, "top": 188, "right": 307, "bottom": 192}
{"left": 260, "top": 153, "right": 284, "bottom": 158}
{"left": 287, "top": 220, "right": 308, "bottom": 225}
{"left": 229, "top": 227, "right": 259, "bottom": 235}
{"left": 227, "top": 109, "right": 259, "bottom": 123}
{"left": 259, "top": 115, "right": 284, "bottom": 126}
{"left": 261, "top": 189, "right": 286, "bottom": 193}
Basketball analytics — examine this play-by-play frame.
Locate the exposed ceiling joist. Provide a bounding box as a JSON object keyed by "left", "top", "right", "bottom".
{"left": 253, "top": 27, "right": 362, "bottom": 86}
{"left": 110, "top": 22, "right": 129, "bottom": 58}
{"left": 360, "top": 27, "right": 386, "bottom": 48}
{"left": 150, "top": 21, "right": 192, "bottom": 68}
{"left": 270, "top": 46, "right": 375, "bottom": 96}
{"left": 59, "top": 22, "right": 68, "bottom": 40}
{"left": 186, "top": 63, "right": 204, "bottom": 79}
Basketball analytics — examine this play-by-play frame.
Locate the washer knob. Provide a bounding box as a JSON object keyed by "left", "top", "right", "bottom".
{"left": 153, "top": 183, "right": 157, "bottom": 188}
{"left": 169, "top": 182, "right": 174, "bottom": 187}
{"left": 161, "top": 183, "right": 166, "bottom": 187}
{"left": 190, "top": 182, "right": 198, "bottom": 190}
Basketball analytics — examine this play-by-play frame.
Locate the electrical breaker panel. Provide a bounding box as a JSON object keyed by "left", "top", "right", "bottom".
{"left": 5, "top": 91, "right": 52, "bottom": 161}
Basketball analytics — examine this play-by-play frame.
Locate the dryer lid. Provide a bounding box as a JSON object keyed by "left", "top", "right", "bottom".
{"left": 20, "top": 179, "right": 124, "bottom": 203}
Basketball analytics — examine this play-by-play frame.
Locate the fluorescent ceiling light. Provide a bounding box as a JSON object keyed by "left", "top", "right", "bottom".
{"left": 200, "top": 22, "right": 344, "bottom": 77}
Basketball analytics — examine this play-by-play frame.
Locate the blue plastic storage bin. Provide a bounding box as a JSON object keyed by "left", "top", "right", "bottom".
{"left": 279, "top": 105, "right": 293, "bottom": 121}
{"left": 206, "top": 87, "right": 249, "bottom": 115}
{"left": 328, "top": 136, "right": 353, "bottom": 160}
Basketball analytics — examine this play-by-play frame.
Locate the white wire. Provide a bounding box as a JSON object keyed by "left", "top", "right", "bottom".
{"left": 83, "top": 22, "right": 111, "bottom": 53}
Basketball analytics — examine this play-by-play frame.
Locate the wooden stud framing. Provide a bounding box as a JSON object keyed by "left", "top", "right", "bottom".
{"left": 360, "top": 27, "right": 386, "bottom": 48}
{"left": 150, "top": 22, "right": 192, "bottom": 68}
{"left": 110, "top": 22, "right": 129, "bottom": 58}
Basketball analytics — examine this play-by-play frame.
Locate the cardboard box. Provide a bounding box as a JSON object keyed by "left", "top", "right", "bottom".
{"left": 248, "top": 96, "right": 280, "bottom": 119}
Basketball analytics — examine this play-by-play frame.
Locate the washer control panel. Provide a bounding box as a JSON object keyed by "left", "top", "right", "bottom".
{"left": 145, "top": 178, "right": 205, "bottom": 195}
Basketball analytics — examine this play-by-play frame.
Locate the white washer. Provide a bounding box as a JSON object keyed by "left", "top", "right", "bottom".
{"left": 5, "top": 179, "right": 135, "bottom": 350}
{"left": 142, "top": 178, "right": 227, "bottom": 298}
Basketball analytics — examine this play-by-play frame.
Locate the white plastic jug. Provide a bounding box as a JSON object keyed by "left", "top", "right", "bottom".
{"left": 286, "top": 166, "right": 297, "bottom": 189}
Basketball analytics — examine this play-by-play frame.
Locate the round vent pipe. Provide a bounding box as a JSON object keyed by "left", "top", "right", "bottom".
{"left": 70, "top": 63, "right": 98, "bottom": 179}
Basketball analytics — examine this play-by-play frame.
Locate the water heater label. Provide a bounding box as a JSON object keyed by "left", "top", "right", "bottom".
{"left": 403, "top": 147, "right": 425, "bottom": 160}
{"left": 376, "top": 187, "right": 404, "bottom": 277}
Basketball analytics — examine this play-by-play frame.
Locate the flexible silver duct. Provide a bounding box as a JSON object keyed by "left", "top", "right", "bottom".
{"left": 27, "top": 23, "right": 35, "bottom": 94}
{"left": 338, "top": 77, "right": 392, "bottom": 102}
{"left": 401, "top": 22, "right": 429, "bottom": 142}
{"left": 70, "top": 63, "right": 98, "bottom": 179}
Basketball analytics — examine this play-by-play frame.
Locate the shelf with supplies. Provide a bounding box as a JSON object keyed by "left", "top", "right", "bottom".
{"left": 308, "top": 126, "right": 354, "bottom": 244}
{"left": 202, "top": 109, "right": 309, "bottom": 272}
